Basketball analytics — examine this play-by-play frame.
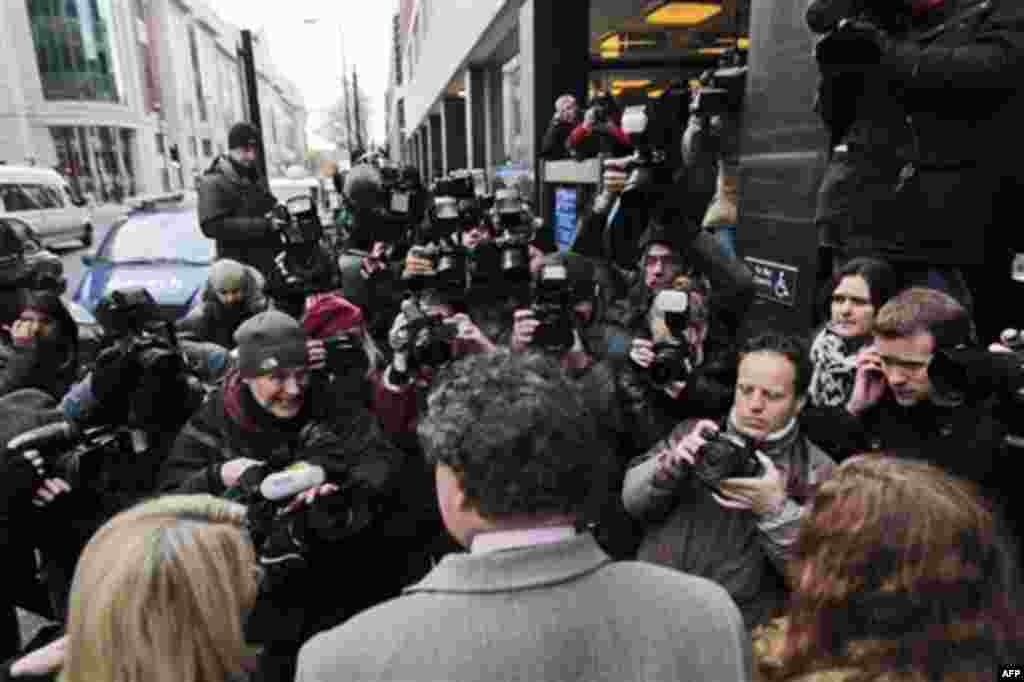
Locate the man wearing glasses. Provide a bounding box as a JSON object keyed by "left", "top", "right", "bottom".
{"left": 805, "top": 287, "right": 1010, "bottom": 504}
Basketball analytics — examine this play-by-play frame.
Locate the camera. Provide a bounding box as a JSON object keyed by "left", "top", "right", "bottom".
{"left": 404, "top": 239, "right": 467, "bottom": 294}
{"left": 691, "top": 50, "right": 748, "bottom": 117}
{"left": 400, "top": 300, "right": 458, "bottom": 370}
{"left": 94, "top": 287, "right": 160, "bottom": 336}
{"left": 273, "top": 195, "right": 323, "bottom": 246}
{"left": 494, "top": 188, "right": 526, "bottom": 232}
{"left": 646, "top": 290, "right": 693, "bottom": 387}
{"left": 323, "top": 332, "right": 369, "bottom": 377}
{"left": 531, "top": 264, "right": 576, "bottom": 353}
{"left": 7, "top": 420, "right": 148, "bottom": 494}
{"left": 266, "top": 197, "right": 342, "bottom": 306}
{"left": 693, "top": 427, "right": 763, "bottom": 488}
{"left": 814, "top": 18, "right": 885, "bottom": 68}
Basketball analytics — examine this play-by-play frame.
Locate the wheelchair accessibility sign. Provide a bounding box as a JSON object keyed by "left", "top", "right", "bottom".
{"left": 745, "top": 257, "right": 799, "bottom": 307}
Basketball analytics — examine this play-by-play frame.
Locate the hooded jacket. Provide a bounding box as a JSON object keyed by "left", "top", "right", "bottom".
{"left": 0, "top": 293, "right": 79, "bottom": 401}
{"left": 198, "top": 155, "right": 279, "bottom": 277}
{"left": 177, "top": 262, "right": 267, "bottom": 349}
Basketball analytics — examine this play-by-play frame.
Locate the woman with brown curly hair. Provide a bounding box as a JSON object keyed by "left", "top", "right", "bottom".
{"left": 755, "top": 455, "right": 1024, "bottom": 681}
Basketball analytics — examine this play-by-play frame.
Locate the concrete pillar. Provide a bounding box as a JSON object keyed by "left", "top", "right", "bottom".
{"left": 442, "top": 96, "right": 467, "bottom": 173}
{"left": 522, "top": 0, "right": 590, "bottom": 194}
{"left": 466, "top": 66, "right": 487, "bottom": 169}
{"left": 429, "top": 113, "right": 443, "bottom": 181}
{"left": 486, "top": 65, "right": 504, "bottom": 169}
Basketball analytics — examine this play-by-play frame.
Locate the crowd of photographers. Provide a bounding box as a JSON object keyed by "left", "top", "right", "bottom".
{"left": 1, "top": 0, "right": 1023, "bottom": 674}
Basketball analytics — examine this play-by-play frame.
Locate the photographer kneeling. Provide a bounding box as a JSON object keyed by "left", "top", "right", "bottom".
{"left": 157, "top": 310, "right": 405, "bottom": 682}
{"left": 623, "top": 332, "right": 835, "bottom": 628}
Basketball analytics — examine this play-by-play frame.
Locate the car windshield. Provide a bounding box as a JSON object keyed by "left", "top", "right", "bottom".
{"left": 102, "top": 208, "right": 213, "bottom": 264}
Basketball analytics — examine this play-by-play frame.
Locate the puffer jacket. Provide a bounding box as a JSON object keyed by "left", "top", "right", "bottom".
{"left": 198, "top": 156, "right": 279, "bottom": 277}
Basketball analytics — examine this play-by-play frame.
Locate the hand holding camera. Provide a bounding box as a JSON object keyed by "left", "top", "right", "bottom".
{"left": 511, "top": 309, "right": 540, "bottom": 351}
{"left": 450, "top": 313, "right": 495, "bottom": 354}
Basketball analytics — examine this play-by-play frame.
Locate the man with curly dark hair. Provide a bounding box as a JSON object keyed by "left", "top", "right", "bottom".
{"left": 297, "top": 349, "right": 750, "bottom": 682}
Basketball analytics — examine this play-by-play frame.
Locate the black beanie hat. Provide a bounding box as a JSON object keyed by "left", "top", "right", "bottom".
{"left": 228, "top": 122, "right": 261, "bottom": 150}
{"left": 234, "top": 310, "right": 308, "bottom": 378}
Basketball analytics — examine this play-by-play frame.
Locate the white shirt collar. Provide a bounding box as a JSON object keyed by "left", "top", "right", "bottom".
{"left": 469, "top": 525, "right": 577, "bottom": 555}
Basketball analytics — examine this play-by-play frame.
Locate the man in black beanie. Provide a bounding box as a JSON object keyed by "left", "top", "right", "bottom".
{"left": 198, "top": 121, "right": 280, "bottom": 278}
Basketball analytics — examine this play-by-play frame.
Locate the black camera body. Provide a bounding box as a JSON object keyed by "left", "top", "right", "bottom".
{"left": 323, "top": 333, "right": 369, "bottom": 377}
{"left": 400, "top": 301, "right": 458, "bottom": 370}
{"left": 267, "top": 197, "right": 342, "bottom": 306}
{"left": 649, "top": 342, "right": 692, "bottom": 387}
{"left": 531, "top": 264, "right": 575, "bottom": 353}
{"left": 694, "top": 427, "right": 764, "bottom": 488}
{"left": 94, "top": 287, "right": 159, "bottom": 336}
{"left": 692, "top": 51, "right": 748, "bottom": 117}
{"left": 814, "top": 19, "right": 885, "bottom": 68}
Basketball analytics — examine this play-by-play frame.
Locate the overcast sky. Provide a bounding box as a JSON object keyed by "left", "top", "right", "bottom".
{"left": 211, "top": 0, "right": 397, "bottom": 149}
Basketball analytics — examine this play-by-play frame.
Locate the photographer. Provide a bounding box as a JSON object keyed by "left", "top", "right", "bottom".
{"left": 623, "top": 332, "right": 836, "bottom": 628}
{"left": 198, "top": 122, "right": 279, "bottom": 278}
{"left": 510, "top": 252, "right": 629, "bottom": 367}
{"left": 0, "top": 291, "right": 78, "bottom": 401}
{"left": 338, "top": 165, "right": 406, "bottom": 347}
{"left": 177, "top": 258, "right": 267, "bottom": 349}
{"left": 608, "top": 220, "right": 754, "bottom": 346}
{"left": 808, "top": 0, "right": 1024, "bottom": 342}
{"left": 372, "top": 289, "right": 494, "bottom": 439}
{"left": 567, "top": 93, "right": 633, "bottom": 161}
{"left": 540, "top": 94, "right": 581, "bottom": 161}
{"left": 617, "top": 281, "right": 737, "bottom": 459}
{"left": 157, "top": 310, "right": 404, "bottom": 682}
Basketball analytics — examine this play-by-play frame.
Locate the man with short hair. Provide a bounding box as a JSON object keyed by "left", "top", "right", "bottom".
{"left": 297, "top": 350, "right": 750, "bottom": 682}
{"left": 624, "top": 331, "right": 835, "bottom": 628}
{"left": 198, "top": 122, "right": 279, "bottom": 278}
{"left": 804, "top": 287, "right": 1010, "bottom": 496}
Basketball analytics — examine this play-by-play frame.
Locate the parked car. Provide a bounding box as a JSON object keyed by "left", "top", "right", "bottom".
{"left": 0, "top": 165, "right": 93, "bottom": 247}
{"left": 73, "top": 195, "right": 214, "bottom": 322}
{"left": 0, "top": 215, "right": 67, "bottom": 293}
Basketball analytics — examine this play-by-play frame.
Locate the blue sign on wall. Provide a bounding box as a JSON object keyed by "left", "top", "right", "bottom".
{"left": 554, "top": 187, "right": 577, "bottom": 252}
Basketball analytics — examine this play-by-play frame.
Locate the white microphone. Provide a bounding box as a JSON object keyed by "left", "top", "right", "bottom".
{"left": 259, "top": 463, "right": 326, "bottom": 501}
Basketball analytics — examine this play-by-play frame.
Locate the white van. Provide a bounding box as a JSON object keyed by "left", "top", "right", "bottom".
{"left": 0, "top": 165, "right": 93, "bottom": 246}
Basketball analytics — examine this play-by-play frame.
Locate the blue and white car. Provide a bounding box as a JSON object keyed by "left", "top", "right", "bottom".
{"left": 73, "top": 196, "right": 214, "bottom": 321}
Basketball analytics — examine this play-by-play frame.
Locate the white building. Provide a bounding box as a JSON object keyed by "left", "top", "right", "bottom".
{"left": 0, "top": 0, "right": 307, "bottom": 199}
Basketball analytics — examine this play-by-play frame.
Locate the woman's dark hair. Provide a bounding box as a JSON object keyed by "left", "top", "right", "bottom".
{"left": 822, "top": 257, "right": 900, "bottom": 320}
{"left": 764, "top": 455, "right": 1024, "bottom": 681}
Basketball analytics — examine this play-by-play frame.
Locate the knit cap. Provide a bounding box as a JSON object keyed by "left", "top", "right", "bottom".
{"left": 234, "top": 310, "right": 307, "bottom": 377}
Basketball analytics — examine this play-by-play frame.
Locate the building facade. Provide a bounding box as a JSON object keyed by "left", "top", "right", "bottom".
{"left": 386, "top": 0, "right": 749, "bottom": 201}
{"left": 0, "top": 0, "right": 307, "bottom": 200}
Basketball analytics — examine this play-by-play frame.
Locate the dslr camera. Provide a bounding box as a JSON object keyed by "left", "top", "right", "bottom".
{"left": 691, "top": 50, "right": 748, "bottom": 117}
{"left": 400, "top": 300, "right": 458, "bottom": 370}
{"left": 530, "top": 264, "right": 576, "bottom": 353}
{"left": 693, "top": 427, "right": 763, "bottom": 488}
{"left": 94, "top": 287, "right": 182, "bottom": 374}
{"left": 266, "top": 196, "right": 342, "bottom": 305}
{"left": 646, "top": 290, "right": 694, "bottom": 388}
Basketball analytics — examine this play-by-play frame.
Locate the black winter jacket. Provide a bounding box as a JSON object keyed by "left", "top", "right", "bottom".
{"left": 811, "top": 0, "right": 1024, "bottom": 263}
{"left": 198, "top": 156, "right": 279, "bottom": 277}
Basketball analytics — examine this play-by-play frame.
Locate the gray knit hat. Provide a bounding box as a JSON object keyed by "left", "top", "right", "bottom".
{"left": 234, "top": 310, "right": 308, "bottom": 378}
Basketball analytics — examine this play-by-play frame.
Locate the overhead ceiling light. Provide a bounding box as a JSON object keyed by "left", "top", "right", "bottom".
{"left": 648, "top": 88, "right": 666, "bottom": 98}
{"left": 612, "top": 79, "right": 652, "bottom": 90}
{"left": 698, "top": 47, "right": 729, "bottom": 55}
{"left": 645, "top": 2, "right": 722, "bottom": 26}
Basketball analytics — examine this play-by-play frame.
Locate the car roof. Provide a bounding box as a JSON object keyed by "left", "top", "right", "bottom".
{"left": 0, "top": 166, "right": 67, "bottom": 184}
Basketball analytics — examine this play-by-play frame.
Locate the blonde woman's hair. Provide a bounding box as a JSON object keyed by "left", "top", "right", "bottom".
{"left": 60, "top": 495, "right": 258, "bottom": 682}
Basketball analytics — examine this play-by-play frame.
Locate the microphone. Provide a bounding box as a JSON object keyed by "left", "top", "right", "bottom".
{"left": 259, "top": 463, "right": 326, "bottom": 501}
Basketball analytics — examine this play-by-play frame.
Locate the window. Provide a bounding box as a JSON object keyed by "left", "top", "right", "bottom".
{"left": 188, "top": 25, "right": 207, "bottom": 122}
{"left": 190, "top": 137, "right": 198, "bottom": 157}
{"left": 21, "top": 184, "right": 61, "bottom": 209}
{"left": 202, "top": 138, "right": 213, "bottom": 157}
{"left": 27, "top": 0, "right": 120, "bottom": 101}
{"left": 155, "top": 132, "right": 165, "bottom": 153}
{"left": 1, "top": 185, "right": 41, "bottom": 212}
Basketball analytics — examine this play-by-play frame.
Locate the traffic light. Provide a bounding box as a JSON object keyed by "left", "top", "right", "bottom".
{"left": 169, "top": 144, "right": 180, "bottom": 163}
